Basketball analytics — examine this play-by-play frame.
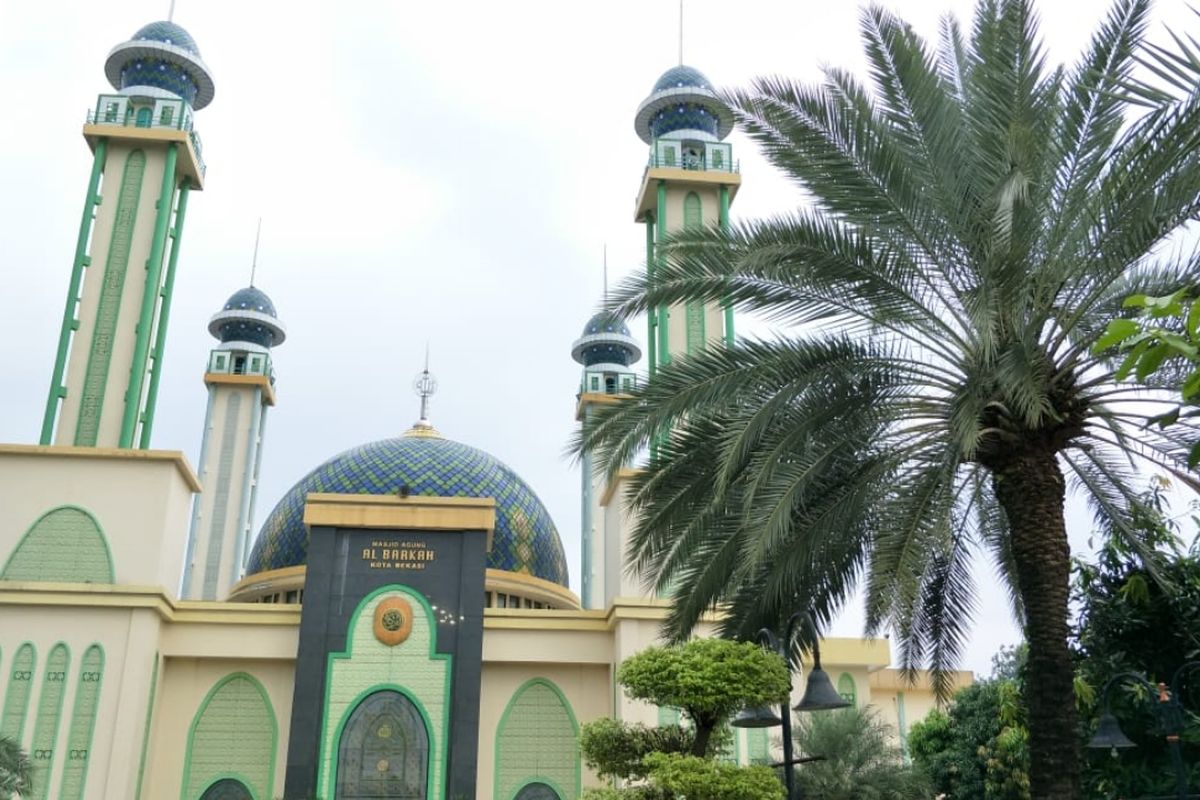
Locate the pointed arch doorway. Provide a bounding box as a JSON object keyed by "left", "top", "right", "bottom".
{"left": 336, "top": 690, "right": 429, "bottom": 799}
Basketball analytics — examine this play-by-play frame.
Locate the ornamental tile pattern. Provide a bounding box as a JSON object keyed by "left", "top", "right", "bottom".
{"left": 495, "top": 681, "right": 579, "bottom": 800}
{"left": 247, "top": 435, "right": 570, "bottom": 586}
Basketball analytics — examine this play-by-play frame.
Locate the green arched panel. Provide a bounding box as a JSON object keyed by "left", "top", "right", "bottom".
{"left": 747, "top": 728, "right": 771, "bottom": 765}
{"left": 1, "top": 506, "right": 114, "bottom": 584}
{"left": 1, "top": 643, "right": 35, "bottom": 741}
{"left": 682, "top": 191, "right": 707, "bottom": 353}
{"left": 59, "top": 644, "right": 104, "bottom": 800}
{"left": 838, "top": 673, "right": 857, "bottom": 706}
{"left": 495, "top": 678, "right": 580, "bottom": 800}
{"left": 29, "top": 643, "right": 70, "bottom": 800}
{"left": 181, "top": 673, "right": 277, "bottom": 800}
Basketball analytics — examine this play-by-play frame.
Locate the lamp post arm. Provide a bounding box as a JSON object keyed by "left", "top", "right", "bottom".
{"left": 1168, "top": 660, "right": 1200, "bottom": 706}
{"left": 1097, "top": 672, "right": 1158, "bottom": 714}
{"left": 784, "top": 610, "right": 818, "bottom": 670}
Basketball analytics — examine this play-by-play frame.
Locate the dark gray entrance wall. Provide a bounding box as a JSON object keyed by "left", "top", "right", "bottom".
{"left": 283, "top": 517, "right": 488, "bottom": 800}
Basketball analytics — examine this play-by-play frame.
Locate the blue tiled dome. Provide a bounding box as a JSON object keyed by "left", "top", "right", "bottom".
{"left": 105, "top": 20, "right": 215, "bottom": 109}
{"left": 224, "top": 287, "right": 276, "bottom": 317}
{"left": 572, "top": 311, "right": 641, "bottom": 368}
{"left": 132, "top": 21, "right": 201, "bottom": 56}
{"left": 653, "top": 65, "right": 712, "bottom": 92}
{"left": 246, "top": 434, "right": 570, "bottom": 587}
{"left": 209, "top": 286, "right": 284, "bottom": 348}
{"left": 635, "top": 63, "right": 733, "bottom": 144}
{"left": 582, "top": 311, "right": 631, "bottom": 338}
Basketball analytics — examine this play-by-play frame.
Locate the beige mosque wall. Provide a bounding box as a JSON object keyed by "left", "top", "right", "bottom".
{"left": 0, "top": 447, "right": 197, "bottom": 590}
{"left": 146, "top": 655, "right": 296, "bottom": 800}
{"left": 660, "top": 183, "right": 726, "bottom": 355}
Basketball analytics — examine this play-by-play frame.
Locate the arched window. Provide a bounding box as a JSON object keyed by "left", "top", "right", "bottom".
{"left": 838, "top": 672, "right": 858, "bottom": 706}
{"left": 337, "top": 690, "right": 428, "bottom": 799}
{"left": 200, "top": 778, "right": 253, "bottom": 800}
{"left": 515, "top": 782, "right": 562, "bottom": 800}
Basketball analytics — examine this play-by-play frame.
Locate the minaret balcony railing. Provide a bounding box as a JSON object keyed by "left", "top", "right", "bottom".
{"left": 208, "top": 349, "right": 274, "bottom": 382}
{"left": 647, "top": 139, "right": 738, "bottom": 173}
{"left": 86, "top": 93, "right": 206, "bottom": 177}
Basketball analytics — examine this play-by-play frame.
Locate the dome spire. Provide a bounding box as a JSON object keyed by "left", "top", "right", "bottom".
{"left": 408, "top": 346, "right": 441, "bottom": 437}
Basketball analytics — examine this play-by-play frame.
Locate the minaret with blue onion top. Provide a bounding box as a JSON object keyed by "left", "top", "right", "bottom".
{"left": 41, "top": 21, "right": 214, "bottom": 449}
{"left": 633, "top": 65, "right": 740, "bottom": 375}
{"left": 571, "top": 313, "right": 641, "bottom": 609}
{"left": 181, "top": 287, "right": 286, "bottom": 601}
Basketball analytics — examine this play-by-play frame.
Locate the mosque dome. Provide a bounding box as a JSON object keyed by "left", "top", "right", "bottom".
{"left": 653, "top": 65, "right": 712, "bottom": 92}
{"left": 635, "top": 63, "right": 734, "bottom": 144}
{"left": 104, "top": 20, "right": 215, "bottom": 109}
{"left": 132, "top": 21, "right": 201, "bottom": 56}
{"left": 245, "top": 432, "right": 571, "bottom": 587}
{"left": 571, "top": 311, "right": 641, "bottom": 368}
{"left": 207, "top": 286, "right": 286, "bottom": 349}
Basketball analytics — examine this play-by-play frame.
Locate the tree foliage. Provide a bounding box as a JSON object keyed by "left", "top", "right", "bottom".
{"left": 792, "top": 706, "right": 930, "bottom": 800}
{"left": 0, "top": 736, "right": 31, "bottom": 800}
{"left": 617, "top": 638, "right": 790, "bottom": 756}
{"left": 907, "top": 674, "right": 1031, "bottom": 800}
{"left": 1073, "top": 501, "right": 1200, "bottom": 799}
{"left": 575, "top": 0, "right": 1200, "bottom": 795}
{"left": 580, "top": 638, "right": 790, "bottom": 798}
{"left": 1096, "top": 288, "right": 1200, "bottom": 467}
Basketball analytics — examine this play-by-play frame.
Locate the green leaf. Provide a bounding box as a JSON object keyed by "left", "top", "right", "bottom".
{"left": 1115, "top": 339, "right": 1150, "bottom": 381}
{"left": 1151, "top": 408, "right": 1180, "bottom": 429}
{"left": 1188, "top": 298, "right": 1200, "bottom": 340}
{"left": 1189, "top": 440, "right": 1200, "bottom": 470}
{"left": 1182, "top": 369, "right": 1200, "bottom": 401}
{"left": 1135, "top": 343, "right": 1169, "bottom": 382}
{"left": 1123, "top": 294, "right": 1150, "bottom": 309}
{"left": 1092, "top": 318, "right": 1140, "bottom": 353}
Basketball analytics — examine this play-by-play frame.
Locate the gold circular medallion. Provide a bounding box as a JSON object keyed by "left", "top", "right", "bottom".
{"left": 373, "top": 596, "right": 414, "bottom": 646}
{"left": 376, "top": 758, "right": 389, "bottom": 773}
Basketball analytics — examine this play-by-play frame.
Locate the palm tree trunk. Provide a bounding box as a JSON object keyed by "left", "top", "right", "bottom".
{"left": 992, "top": 449, "right": 1079, "bottom": 800}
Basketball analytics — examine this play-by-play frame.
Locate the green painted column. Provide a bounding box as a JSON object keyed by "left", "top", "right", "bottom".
{"left": 41, "top": 139, "right": 107, "bottom": 444}
{"left": 655, "top": 180, "right": 669, "bottom": 368}
{"left": 645, "top": 218, "right": 656, "bottom": 377}
{"left": 719, "top": 184, "right": 735, "bottom": 347}
{"left": 120, "top": 142, "right": 178, "bottom": 448}
{"left": 138, "top": 178, "right": 190, "bottom": 448}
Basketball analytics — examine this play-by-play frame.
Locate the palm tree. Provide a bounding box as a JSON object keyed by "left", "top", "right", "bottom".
{"left": 577, "top": 1, "right": 1200, "bottom": 797}
{"left": 792, "top": 707, "right": 930, "bottom": 800}
{"left": 0, "top": 735, "right": 31, "bottom": 799}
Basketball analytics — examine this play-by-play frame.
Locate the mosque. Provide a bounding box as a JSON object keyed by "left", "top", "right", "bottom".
{"left": 0, "top": 19, "right": 966, "bottom": 800}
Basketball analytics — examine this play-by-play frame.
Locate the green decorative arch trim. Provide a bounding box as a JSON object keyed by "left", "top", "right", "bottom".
{"left": 683, "top": 191, "right": 702, "bottom": 230}
{"left": 747, "top": 728, "right": 771, "bottom": 765}
{"left": 198, "top": 773, "right": 258, "bottom": 800}
{"left": 317, "top": 584, "right": 451, "bottom": 800}
{"left": 180, "top": 672, "right": 278, "bottom": 800}
{"left": 29, "top": 643, "right": 70, "bottom": 800}
{"left": 837, "top": 672, "right": 857, "bottom": 706}
{"left": 59, "top": 644, "right": 104, "bottom": 800}
{"left": 1, "top": 506, "right": 115, "bottom": 584}
{"left": 512, "top": 776, "right": 569, "bottom": 800}
{"left": 1, "top": 643, "right": 35, "bottom": 742}
{"left": 494, "top": 677, "right": 581, "bottom": 800}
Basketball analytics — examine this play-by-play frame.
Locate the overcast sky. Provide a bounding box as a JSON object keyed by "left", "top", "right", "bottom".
{"left": 1, "top": 0, "right": 1196, "bottom": 675}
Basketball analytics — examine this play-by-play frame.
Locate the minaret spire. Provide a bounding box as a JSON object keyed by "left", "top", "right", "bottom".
{"left": 411, "top": 346, "right": 439, "bottom": 432}
{"left": 678, "top": 0, "right": 684, "bottom": 65}
{"left": 603, "top": 244, "right": 608, "bottom": 305}
{"left": 250, "top": 218, "right": 262, "bottom": 287}
{"left": 168, "top": 0, "right": 177, "bottom": 22}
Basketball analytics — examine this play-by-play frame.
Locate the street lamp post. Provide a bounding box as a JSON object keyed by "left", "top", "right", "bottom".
{"left": 1086, "top": 660, "right": 1200, "bottom": 800}
{"left": 731, "top": 611, "right": 850, "bottom": 800}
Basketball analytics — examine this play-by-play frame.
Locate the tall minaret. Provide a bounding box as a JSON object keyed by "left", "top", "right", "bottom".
{"left": 634, "top": 65, "right": 739, "bottom": 373}
{"left": 40, "top": 21, "right": 214, "bottom": 449}
{"left": 572, "top": 313, "right": 641, "bottom": 609}
{"left": 181, "top": 287, "right": 285, "bottom": 601}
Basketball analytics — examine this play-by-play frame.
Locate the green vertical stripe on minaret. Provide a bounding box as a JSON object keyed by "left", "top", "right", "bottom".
{"left": 120, "top": 142, "right": 178, "bottom": 448}
{"left": 683, "top": 193, "right": 705, "bottom": 354}
{"left": 644, "top": 218, "right": 656, "bottom": 377}
{"left": 719, "top": 185, "right": 734, "bottom": 346}
{"left": 75, "top": 149, "right": 147, "bottom": 446}
{"left": 42, "top": 139, "right": 107, "bottom": 444}
{"left": 655, "top": 180, "right": 669, "bottom": 368}
{"left": 138, "top": 177, "right": 190, "bottom": 448}
{"left": 133, "top": 653, "right": 159, "bottom": 800}
{"left": 28, "top": 643, "right": 70, "bottom": 800}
